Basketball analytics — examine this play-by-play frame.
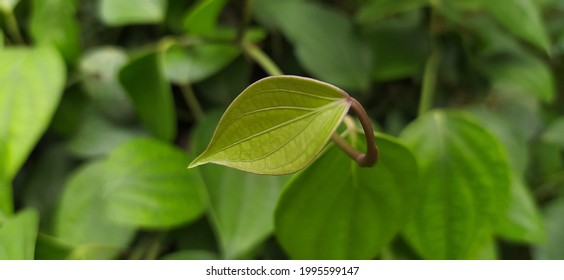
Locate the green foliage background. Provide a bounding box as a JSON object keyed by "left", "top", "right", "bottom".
{"left": 0, "top": 0, "right": 563, "bottom": 260}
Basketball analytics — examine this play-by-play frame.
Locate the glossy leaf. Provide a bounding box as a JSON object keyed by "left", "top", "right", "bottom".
{"left": 356, "top": 0, "right": 427, "bottom": 23}
{"left": 80, "top": 47, "right": 134, "bottom": 122}
{"left": 534, "top": 198, "right": 564, "bottom": 259}
{"left": 0, "top": 209, "right": 39, "bottom": 260}
{"left": 189, "top": 75, "right": 351, "bottom": 175}
{"left": 183, "top": 0, "right": 227, "bottom": 36}
{"left": 0, "top": 47, "right": 65, "bottom": 179}
{"left": 30, "top": 0, "right": 81, "bottom": 63}
{"left": 275, "top": 133, "right": 418, "bottom": 259}
{"left": 119, "top": 51, "right": 176, "bottom": 142}
{"left": 253, "top": 0, "right": 371, "bottom": 90}
{"left": 480, "top": 0, "right": 550, "bottom": 53}
{"left": 164, "top": 43, "right": 240, "bottom": 85}
{"left": 99, "top": 0, "right": 166, "bottom": 26}
{"left": 400, "top": 110, "right": 511, "bottom": 259}
{"left": 193, "top": 112, "right": 287, "bottom": 259}
{"left": 105, "top": 138, "right": 207, "bottom": 228}
{"left": 541, "top": 117, "right": 564, "bottom": 148}
{"left": 55, "top": 161, "right": 135, "bottom": 259}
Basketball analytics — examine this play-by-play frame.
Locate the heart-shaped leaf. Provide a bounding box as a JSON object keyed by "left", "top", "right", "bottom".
{"left": 189, "top": 75, "right": 351, "bottom": 175}
{"left": 400, "top": 110, "right": 511, "bottom": 259}
{"left": 275, "top": 133, "right": 419, "bottom": 259}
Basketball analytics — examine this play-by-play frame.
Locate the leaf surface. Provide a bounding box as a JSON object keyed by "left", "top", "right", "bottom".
{"left": 0, "top": 209, "right": 39, "bottom": 260}
{"left": 99, "top": 0, "right": 166, "bottom": 26}
{"left": 190, "top": 76, "right": 351, "bottom": 175}
{"left": 400, "top": 110, "right": 511, "bottom": 259}
{"left": 275, "top": 133, "right": 419, "bottom": 259}
{"left": 0, "top": 47, "right": 65, "bottom": 179}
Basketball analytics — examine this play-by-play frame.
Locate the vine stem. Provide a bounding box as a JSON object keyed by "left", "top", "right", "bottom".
{"left": 180, "top": 83, "right": 205, "bottom": 122}
{"left": 3, "top": 10, "right": 24, "bottom": 44}
{"left": 331, "top": 97, "right": 378, "bottom": 167}
{"left": 243, "top": 41, "right": 283, "bottom": 76}
{"left": 246, "top": 42, "right": 378, "bottom": 167}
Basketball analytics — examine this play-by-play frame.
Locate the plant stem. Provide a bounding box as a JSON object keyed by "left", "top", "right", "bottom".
{"left": 3, "top": 10, "right": 24, "bottom": 44}
{"left": 180, "top": 83, "right": 205, "bottom": 122}
{"left": 418, "top": 7, "right": 441, "bottom": 116}
{"left": 237, "top": 0, "right": 252, "bottom": 43}
{"left": 243, "top": 41, "right": 283, "bottom": 76}
{"left": 331, "top": 97, "right": 378, "bottom": 167}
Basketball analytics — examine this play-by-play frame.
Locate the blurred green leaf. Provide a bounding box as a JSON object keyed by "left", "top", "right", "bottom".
{"left": 480, "top": 0, "right": 550, "bottom": 52}
{"left": 253, "top": 0, "right": 371, "bottom": 90}
{"left": 161, "top": 250, "right": 218, "bottom": 260}
{"left": 21, "top": 145, "right": 73, "bottom": 232}
{"left": 30, "top": 0, "right": 81, "bottom": 63}
{"left": 362, "top": 15, "right": 429, "bottom": 81}
{"left": 164, "top": 43, "right": 240, "bottom": 85}
{"left": 119, "top": 50, "right": 176, "bottom": 142}
{"left": 534, "top": 198, "right": 564, "bottom": 259}
{"left": 0, "top": 47, "right": 65, "bottom": 179}
{"left": 541, "top": 117, "right": 564, "bottom": 148}
{"left": 80, "top": 47, "right": 134, "bottom": 122}
{"left": 0, "top": 180, "right": 11, "bottom": 216}
{"left": 193, "top": 111, "right": 287, "bottom": 259}
{"left": 66, "top": 112, "right": 145, "bottom": 158}
{"left": 55, "top": 161, "right": 135, "bottom": 260}
{"left": 183, "top": 0, "right": 227, "bottom": 36}
{"left": 0, "top": 209, "right": 39, "bottom": 260}
{"left": 275, "top": 133, "right": 418, "bottom": 259}
{"left": 496, "top": 175, "right": 545, "bottom": 243}
{"left": 99, "top": 0, "right": 167, "bottom": 26}
{"left": 356, "top": 0, "right": 427, "bottom": 23}
{"left": 104, "top": 138, "right": 207, "bottom": 228}
{"left": 189, "top": 76, "right": 351, "bottom": 175}
{"left": 400, "top": 110, "right": 511, "bottom": 259}
{"left": 35, "top": 234, "right": 72, "bottom": 260}
{"left": 481, "top": 54, "right": 555, "bottom": 103}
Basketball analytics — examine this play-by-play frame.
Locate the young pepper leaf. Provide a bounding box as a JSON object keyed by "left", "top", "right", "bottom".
{"left": 189, "top": 75, "right": 351, "bottom": 175}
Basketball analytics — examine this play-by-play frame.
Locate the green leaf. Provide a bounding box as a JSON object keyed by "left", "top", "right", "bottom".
{"left": 119, "top": 50, "right": 176, "bottom": 142}
{"left": 480, "top": 0, "right": 550, "bottom": 53}
{"left": 189, "top": 75, "right": 351, "bottom": 175}
{"left": 541, "top": 117, "right": 564, "bottom": 148}
{"left": 66, "top": 112, "right": 144, "bottom": 158}
{"left": 0, "top": 0, "right": 19, "bottom": 12}
{"left": 356, "top": 0, "right": 427, "bottom": 23}
{"left": 35, "top": 234, "right": 72, "bottom": 260}
{"left": 30, "top": 0, "right": 81, "bottom": 63}
{"left": 400, "top": 110, "right": 511, "bottom": 259}
{"left": 161, "top": 250, "right": 218, "bottom": 260}
{"left": 534, "top": 198, "right": 564, "bottom": 259}
{"left": 193, "top": 111, "right": 287, "bottom": 259}
{"left": 362, "top": 15, "right": 429, "bottom": 81}
{"left": 0, "top": 180, "right": 11, "bottom": 216}
{"left": 253, "top": 0, "right": 371, "bottom": 90}
{"left": 164, "top": 43, "right": 240, "bottom": 85}
{"left": 183, "top": 0, "right": 227, "bottom": 36}
{"left": 105, "top": 138, "right": 207, "bottom": 228}
{"left": 21, "top": 144, "right": 72, "bottom": 231}
{"left": 55, "top": 161, "right": 135, "bottom": 260}
{"left": 275, "top": 133, "right": 418, "bottom": 259}
{"left": 0, "top": 209, "right": 39, "bottom": 260}
{"left": 481, "top": 54, "right": 555, "bottom": 103}
{"left": 79, "top": 47, "right": 134, "bottom": 122}
{"left": 99, "top": 0, "right": 167, "bottom": 26}
{"left": 495, "top": 175, "right": 545, "bottom": 244}
{"left": 0, "top": 47, "right": 65, "bottom": 179}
